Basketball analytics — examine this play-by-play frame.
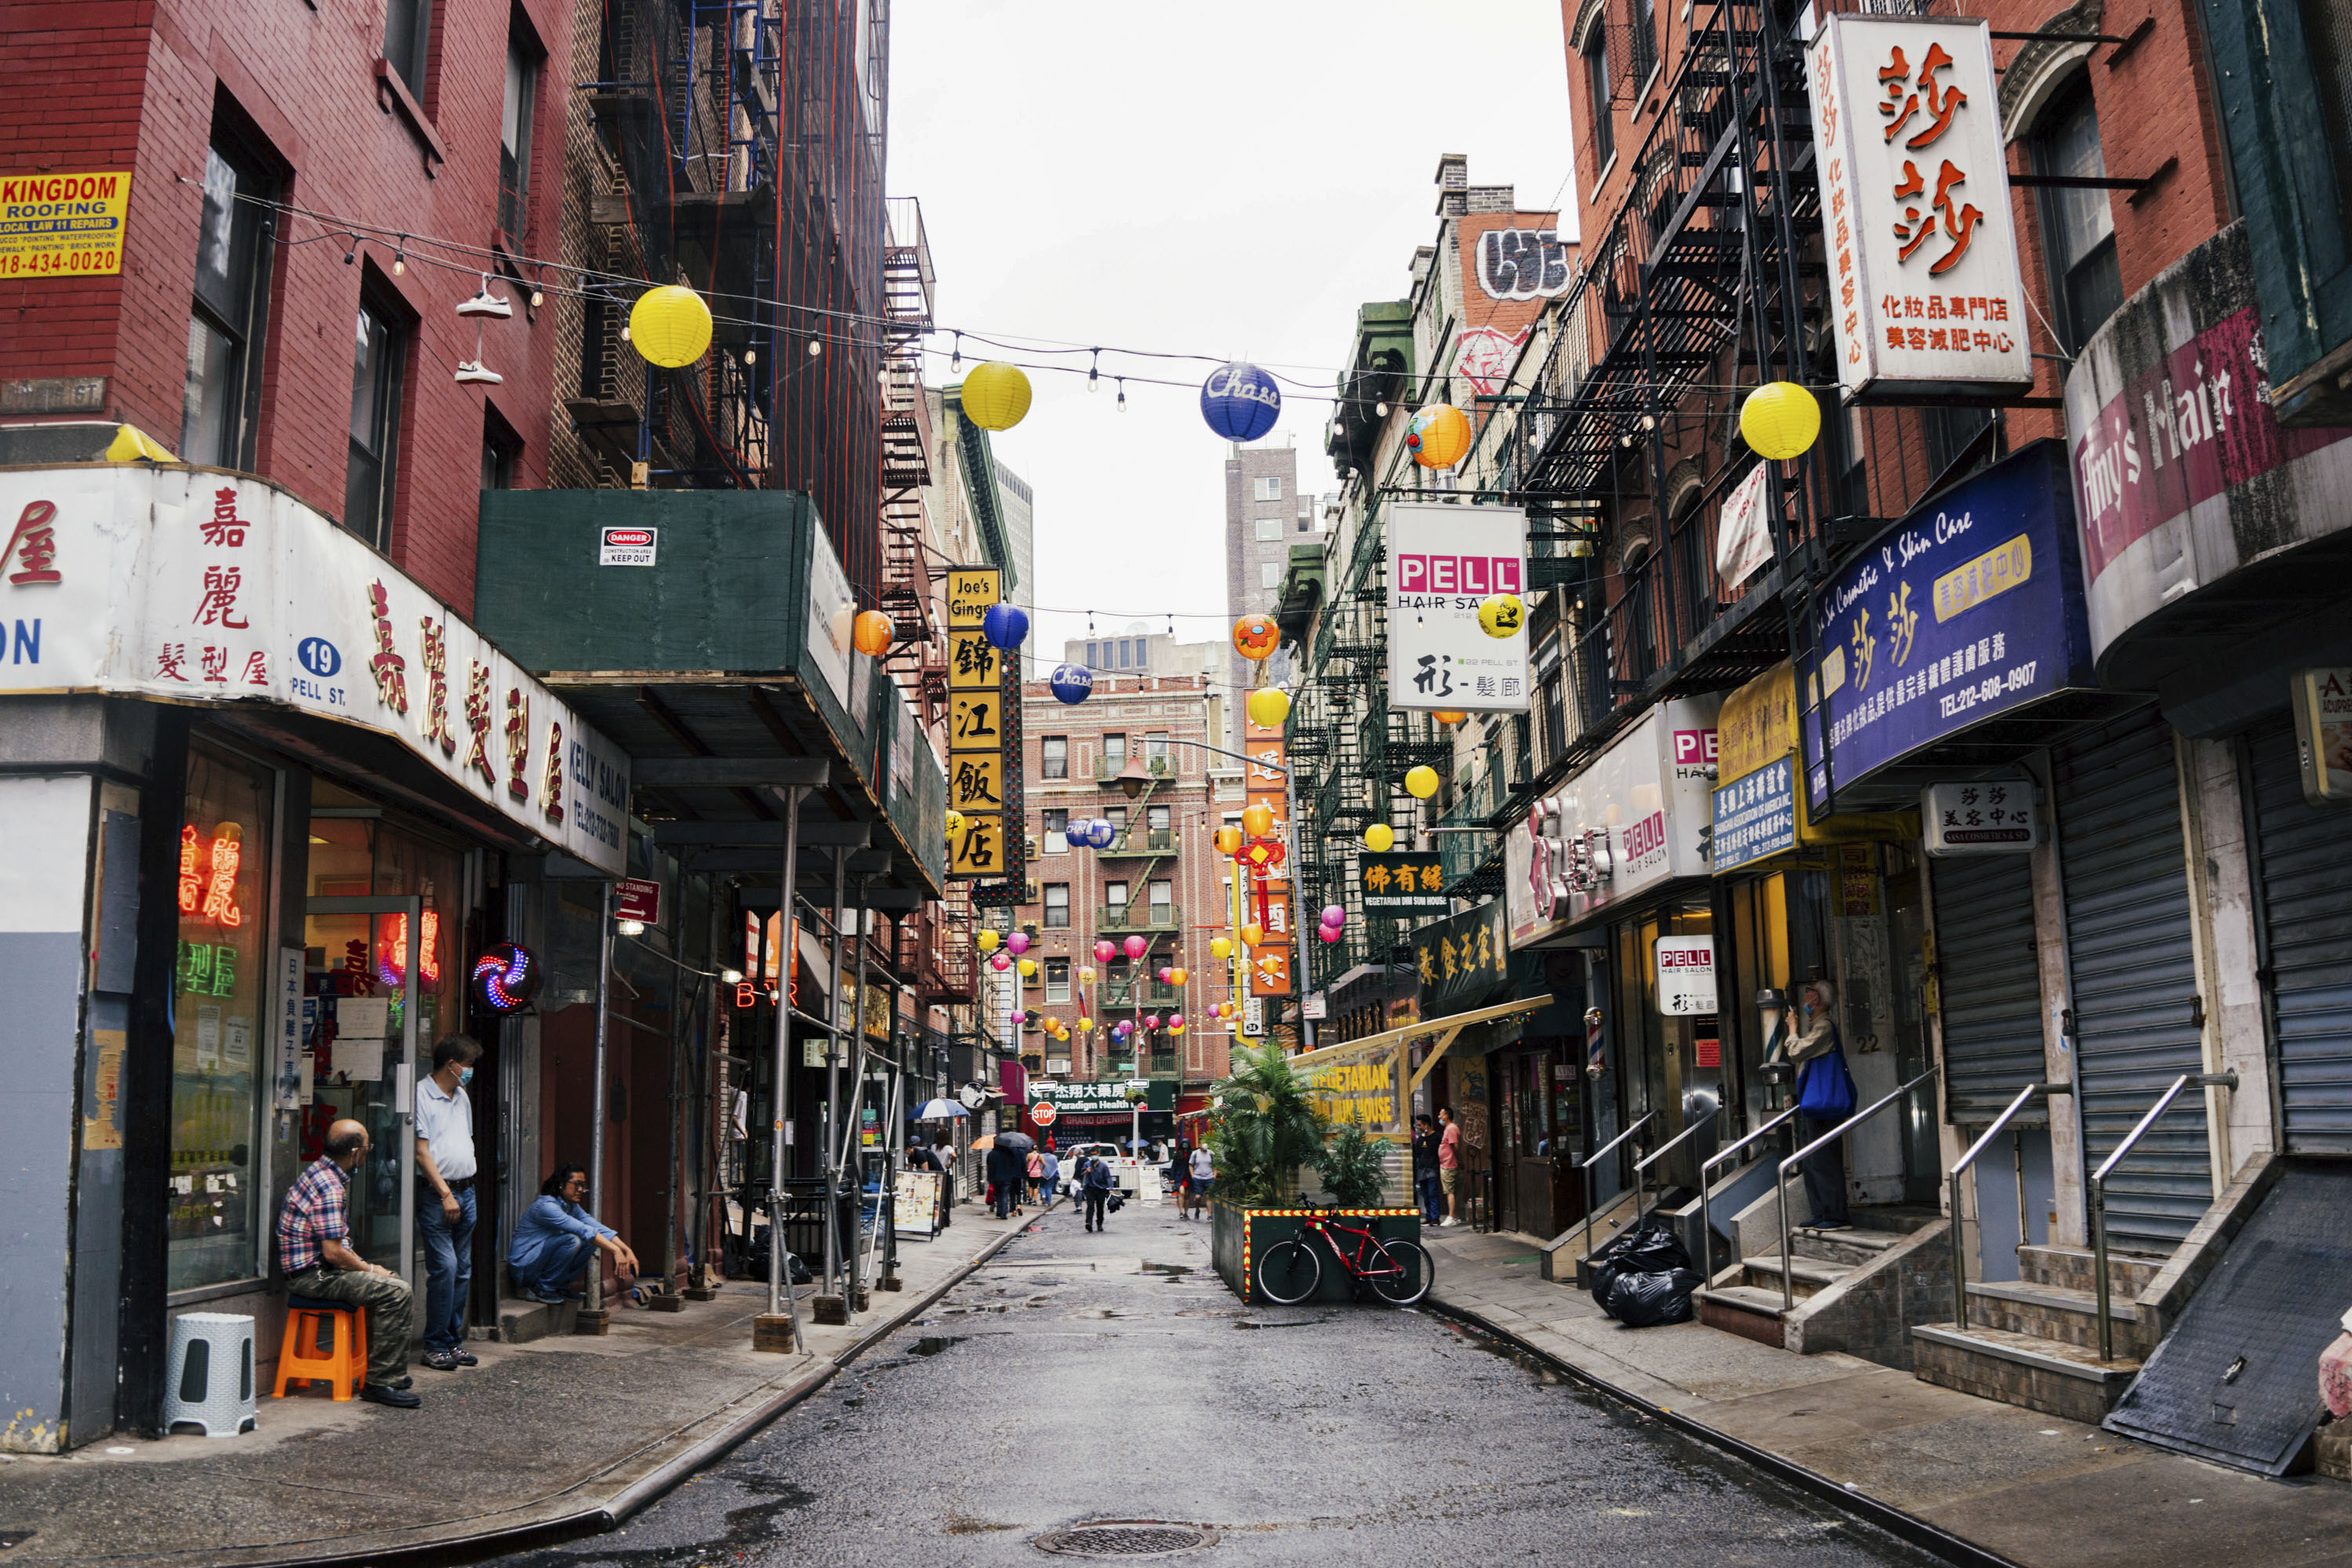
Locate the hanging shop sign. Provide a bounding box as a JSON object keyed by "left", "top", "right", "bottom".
{"left": 1800, "top": 441, "right": 2093, "bottom": 812}
{"left": 1033, "top": 1079, "right": 1170, "bottom": 1117}
{"left": 946, "top": 564, "right": 1011, "bottom": 879}
{"left": 1243, "top": 713, "right": 1294, "bottom": 997}
{"left": 1711, "top": 659, "right": 1918, "bottom": 872}
{"left": 1359, "top": 851, "right": 1449, "bottom": 917}
{"left": 1806, "top": 16, "right": 2032, "bottom": 399}
{"left": 1410, "top": 899, "right": 1512, "bottom": 1019}
{"left": 0, "top": 170, "right": 130, "bottom": 277}
{"left": 1655, "top": 935, "right": 1717, "bottom": 1016}
{"left": 1922, "top": 779, "right": 2043, "bottom": 854}
{"left": 1386, "top": 502, "right": 1530, "bottom": 713}
{"left": 2290, "top": 668, "right": 2352, "bottom": 807}
{"left": 0, "top": 466, "right": 630, "bottom": 873}
{"left": 1712, "top": 755, "right": 1800, "bottom": 872}
{"left": 1504, "top": 698, "right": 1721, "bottom": 948}
{"left": 2062, "top": 223, "right": 2352, "bottom": 681}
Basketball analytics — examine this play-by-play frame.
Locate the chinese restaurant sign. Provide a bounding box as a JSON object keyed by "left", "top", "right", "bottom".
{"left": 1801, "top": 441, "right": 2092, "bottom": 810}
{"left": 945, "top": 565, "right": 1011, "bottom": 880}
{"left": 1386, "top": 502, "right": 1530, "bottom": 713}
{"left": 1359, "top": 851, "right": 1450, "bottom": 917}
{"left": 1243, "top": 713, "right": 1294, "bottom": 997}
{"left": 1807, "top": 16, "right": 2031, "bottom": 399}
{"left": 1410, "top": 899, "right": 1510, "bottom": 1018}
{"left": 0, "top": 466, "right": 629, "bottom": 873}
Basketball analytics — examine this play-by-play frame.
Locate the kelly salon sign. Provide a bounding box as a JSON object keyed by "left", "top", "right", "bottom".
{"left": 1806, "top": 16, "right": 2031, "bottom": 398}
{"left": 0, "top": 466, "right": 630, "bottom": 873}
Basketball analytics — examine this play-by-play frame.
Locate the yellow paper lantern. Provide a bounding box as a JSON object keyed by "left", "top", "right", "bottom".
{"left": 1405, "top": 764, "right": 1440, "bottom": 799}
{"left": 1079, "top": 1014, "right": 1092, "bottom": 1031}
{"left": 1245, "top": 686, "right": 1291, "bottom": 730}
{"left": 977, "top": 928, "right": 1000, "bottom": 953}
{"left": 1018, "top": 957, "right": 1037, "bottom": 978}
{"left": 629, "top": 285, "right": 713, "bottom": 368}
{"left": 1213, "top": 826, "right": 1243, "bottom": 857}
{"left": 1363, "top": 822, "right": 1396, "bottom": 851}
{"left": 1240, "top": 923, "right": 1265, "bottom": 948}
{"left": 1170, "top": 967, "right": 1188, "bottom": 986}
{"left": 1406, "top": 403, "right": 1472, "bottom": 470}
{"left": 1209, "top": 936, "right": 1232, "bottom": 960}
{"left": 1080, "top": 967, "right": 1096, "bottom": 985}
{"left": 1432, "top": 711, "right": 1468, "bottom": 725}
{"left": 852, "top": 610, "right": 895, "bottom": 658}
{"left": 1740, "top": 380, "right": 1821, "bottom": 460}
{"left": 961, "top": 361, "right": 1032, "bottom": 431}
{"left": 944, "top": 808, "right": 966, "bottom": 841}
{"left": 1241, "top": 802, "right": 1273, "bottom": 838}
{"left": 1478, "top": 593, "right": 1525, "bottom": 639}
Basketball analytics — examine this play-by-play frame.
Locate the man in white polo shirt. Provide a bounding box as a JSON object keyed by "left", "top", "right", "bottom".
{"left": 414, "top": 1035, "right": 482, "bottom": 1373}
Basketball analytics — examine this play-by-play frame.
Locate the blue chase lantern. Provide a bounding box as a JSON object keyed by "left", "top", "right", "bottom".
{"left": 1049, "top": 662, "right": 1094, "bottom": 704}
{"left": 1200, "top": 361, "right": 1281, "bottom": 442}
{"left": 982, "top": 601, "right": 1030, "bottom": 651}
{"left": 1087, "top": 818, "right": 1118, "bottom": 849}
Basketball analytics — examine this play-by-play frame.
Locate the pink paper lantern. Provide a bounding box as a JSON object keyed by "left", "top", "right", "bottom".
{"left": 1094, "top": 939, "right": 1116, "bottom": 963}
{"left": 1320, "top": 904, "right": 1347, "bottom": 928}
{"left": 1317, "top": 925, "right": 1342, "bottom": 943}
{"left": 1170, "top": 1013, "right": 1185, "bottom": 1028}
{"left": 991, "top": 953, "right": 1012, "bottom": 969}
{"left": 1144, "top": 1014, "right": 1161, "bottom": 1030}
{"left": 1123, "top": 935, "right": 1148, "bottom": 960}
{"left": 1007, "top": 931, "right": 1030, "bottom": 955}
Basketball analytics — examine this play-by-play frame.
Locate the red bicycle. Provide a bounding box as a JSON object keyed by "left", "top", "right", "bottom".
{"left": 1254, "top": 1203, "right": 1432, "bottom": 1306}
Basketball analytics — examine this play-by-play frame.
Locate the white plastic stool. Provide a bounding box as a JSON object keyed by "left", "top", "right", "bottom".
{"left": 164, "top": 1312, "right": 256, "bottom": 1436}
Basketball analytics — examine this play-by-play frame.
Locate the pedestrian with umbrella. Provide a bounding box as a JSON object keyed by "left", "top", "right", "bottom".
{"left": 982, "top": 1130, "right": 1034, "bottom": 1220}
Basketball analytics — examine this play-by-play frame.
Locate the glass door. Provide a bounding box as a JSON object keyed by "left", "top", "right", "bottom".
{"left": 303, "top": 895, "right": 422, "bottom": 1291}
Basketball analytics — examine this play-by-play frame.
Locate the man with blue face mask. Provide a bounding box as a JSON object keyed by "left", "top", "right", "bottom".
{"left": 415, "top": 1034, "right": 483, "bottom": 1372}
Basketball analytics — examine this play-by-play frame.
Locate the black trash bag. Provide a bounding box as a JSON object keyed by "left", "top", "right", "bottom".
{"left": 1603, "top": 1267, "right": 1704, "bottom": 1327}
{"left": 1585, "top": 1217, "right": 1692, "bottom": 1319}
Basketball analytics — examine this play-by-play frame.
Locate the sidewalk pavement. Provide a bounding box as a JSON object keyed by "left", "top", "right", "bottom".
{"left": 1421, "top": 1225, "right": 2352, "bottom": 1568}
{"left": 0, "top": 1200, "right": 1041, "bottom": 1567}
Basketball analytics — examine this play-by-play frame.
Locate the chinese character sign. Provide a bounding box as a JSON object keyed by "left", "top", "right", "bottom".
{"left": 1386, "top": 503, "right": 1530, "bottom": 714}
{"left": 946, "top": 564, "right": 1013, "bottom": 880}
{"left": 1808, "top": 16, "right": 2031, "bottom": 398}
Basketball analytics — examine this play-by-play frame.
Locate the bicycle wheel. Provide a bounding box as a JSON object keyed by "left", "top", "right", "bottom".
{"left": 1254, "top": 1238, "right": 1322, "bottom": 1305}
{"left": 1365, "top": 1239, "right": 1432, "bottom": 1305}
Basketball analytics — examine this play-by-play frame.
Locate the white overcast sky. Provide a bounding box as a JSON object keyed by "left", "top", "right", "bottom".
{"left": 889, "top": 1, "right": 1574, "bottom": 684}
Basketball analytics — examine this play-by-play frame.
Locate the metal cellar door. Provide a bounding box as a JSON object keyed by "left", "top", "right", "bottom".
{"left": 2051, "top": 709, "right": 2209, "bottom": 1252}
{"left": 2245, "top": 719, "right": 2352, "bottom": 1155}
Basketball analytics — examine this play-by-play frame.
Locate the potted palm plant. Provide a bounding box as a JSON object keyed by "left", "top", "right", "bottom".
{"left": 1207, "top": 1044, "right": 1422, "bottom": 1304}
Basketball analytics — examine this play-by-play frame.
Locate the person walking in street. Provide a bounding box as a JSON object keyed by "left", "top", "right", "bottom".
{"left": 1184, "top": 1142, "right": 1214, "bottom": 1219}
{"left": 278, "top": 1120, "right": 418, "bottom": 1407}
{"left": 1025, "top": 1147, "right": 1046, "bottom": 1207}
{"left": 1773, "top": 978, "right": 1853, "bottom": 1229}
{"left": 985, "top": 1138, "right": 1022, "bottom": 1219}
{"left": 934, "top": 1138, "right": 958, "bottom": 1226}
{"left": 510, "top": 1165, "right": 639, "bottom": 1302}
{"left": 1437, "top": 1106, "right": 1464, "bottom": 1228}
{"left": 1411, "top": 1113, "right": 1443, "bottom": 1225}
{"left": 413, "top": 1035, "right": 481, "bottom": 1373}
{"left": 1081, "top": 1152, "right": 1114, "bottom": 1232}
{"left": 1039, "top": 1147, "right": 1061, "bottom": 1206}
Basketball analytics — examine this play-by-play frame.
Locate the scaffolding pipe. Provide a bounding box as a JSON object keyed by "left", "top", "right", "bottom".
{"left": 766, "top": 785, "right": 803, "bottom": 1322}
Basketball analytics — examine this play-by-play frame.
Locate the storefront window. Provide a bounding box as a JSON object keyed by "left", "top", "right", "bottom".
{"left": 302, "top": 782, "right": 467, "bottom": 1270}
{"left": 169, "top": 742, "right": 277, "bottom": 1291}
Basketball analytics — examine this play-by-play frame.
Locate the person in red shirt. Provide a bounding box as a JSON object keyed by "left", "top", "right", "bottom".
{"left": 1436, "top": 1106, "right": 1464, "bottom": 1229}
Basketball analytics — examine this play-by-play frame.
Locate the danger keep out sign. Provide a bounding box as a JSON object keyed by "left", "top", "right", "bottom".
{"left": 600, "top": 526, "right": 658, "bottom": 566}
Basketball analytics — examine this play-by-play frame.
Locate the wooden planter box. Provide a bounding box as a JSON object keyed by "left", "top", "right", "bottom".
{"left": 1210, "top": 1201, "right": 1423, "bottom": 1305}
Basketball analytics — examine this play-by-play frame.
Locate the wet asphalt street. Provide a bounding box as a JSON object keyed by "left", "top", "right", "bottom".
{"left": 495, "top": 1198, "right": 1940, "bottom": 1568}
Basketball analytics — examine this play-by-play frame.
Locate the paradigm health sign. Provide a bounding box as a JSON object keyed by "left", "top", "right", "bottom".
{"left": 0, "top": 466, "right": 630, "bottom": 873}
{"left": 1386, "top": 502, "right": 1529, "bottom": 713}
{"left": 1806, "top": 16, "right": 2031, "bottom": 398}
{"left": 1800, "top": 441, "right": 2092, "bottom": 811}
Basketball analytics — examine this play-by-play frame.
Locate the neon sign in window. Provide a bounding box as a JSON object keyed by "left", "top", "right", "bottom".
{"left": 377, "top": 910, "right": 442, "bottom": 989}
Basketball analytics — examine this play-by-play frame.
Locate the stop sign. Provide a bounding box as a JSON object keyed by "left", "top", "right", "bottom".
{"left": 1030, "top": 1102, "right": 1058, "bottom": 1127}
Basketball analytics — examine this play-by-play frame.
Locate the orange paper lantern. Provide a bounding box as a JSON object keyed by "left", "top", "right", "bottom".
{"left": 1232, "top": 615, "right": 1279, "bottom": 661}
{"left": 1240, "top": 802, "right": 1273, "bottom": 837}
{"left": 852, "top": 610, "right": 895, "bottom": 658}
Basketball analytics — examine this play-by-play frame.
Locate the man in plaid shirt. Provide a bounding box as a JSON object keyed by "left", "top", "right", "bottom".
{"left": 278, "top": 1119, "right": 419, "bottom": 1406}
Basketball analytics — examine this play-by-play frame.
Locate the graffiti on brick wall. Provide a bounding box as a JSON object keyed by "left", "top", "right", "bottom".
{"left": 1475, "top": 227, "right": 1571, "bottom": 301}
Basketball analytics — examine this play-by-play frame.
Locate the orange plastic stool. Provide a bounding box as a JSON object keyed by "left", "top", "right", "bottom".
{"left": 274, "top": 1298, "right": 368, "bottom": 1401}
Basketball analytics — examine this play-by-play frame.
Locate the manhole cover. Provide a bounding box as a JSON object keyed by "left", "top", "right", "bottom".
{"left": 1034, "top": 1521, "right": 1214, "bottom": 1557}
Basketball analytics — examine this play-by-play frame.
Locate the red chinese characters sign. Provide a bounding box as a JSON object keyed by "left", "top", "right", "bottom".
{"left": 1243, "top": 715, "right": 1294, "bottom": 997}
{"left": 1808, "top": 16, "right": 2030, "bottom": 398}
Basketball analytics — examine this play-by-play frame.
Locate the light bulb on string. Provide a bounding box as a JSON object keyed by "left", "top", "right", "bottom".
{"left": 1375, "top": 401, "right": 1388, "bottom": 417}
{"left": 529, "top": 275, "right": 545, "bottom": 307}
{"left": 343, "top": 236, "right": 357, "bottom": 265}
{"left": 1088, "top": 348, "right": 1099, "bottom": 393}
{"left": 743, "top": 345, "right": 756, "bottom": 365}
{"left": 393, "top": 238, "right": 406, "bottom": 276}
{"left": 950, "top": 332, "right": 962, "bottom": 371}
{"left": 807, "top": 338, "right": 822, "bottom": 356}
{"left": 1116, "top": 378, "right": 1127, "bottom": 412}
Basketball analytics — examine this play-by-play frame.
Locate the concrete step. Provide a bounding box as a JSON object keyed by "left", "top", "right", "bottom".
{"left": 2017, "top": 1243, "right": 2164, "bottom": 1298}
{"left": 1966, "top": 1279, "right": 2155, "bottom": 1358}
{"left": 1698, "top": 1284, "right": 1789, "bottom": 1347}
{"left": 1850, "top": 1203, "right": 1944, "bottom": 1236}
{"left": 1788, "top": 1225, "right": 1911, "bottom": 1268}
{"left": 1912, "top": 1321, "right": 2142, "bottom": 1425}
{"left": 494, "top": 1295, "right": 578, "bottom": 1343}
{"left": 1740, "top": 1253, "right": 1853, "bottom": 1299}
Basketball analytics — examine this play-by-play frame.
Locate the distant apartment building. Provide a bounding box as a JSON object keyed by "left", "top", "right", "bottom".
{"left": 1224, "top": 445, "right": 1313, "bottom": 702}
{"left": 997, "top": 462, "right": 1036, "bottom": 631}
{"left": 1065, "top": 626, "right": 1223, "bottom": 681}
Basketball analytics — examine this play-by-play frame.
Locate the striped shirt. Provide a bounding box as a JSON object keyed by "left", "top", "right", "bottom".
{"left": 278, "top": 1156, "right": 352, "bottom": 1275}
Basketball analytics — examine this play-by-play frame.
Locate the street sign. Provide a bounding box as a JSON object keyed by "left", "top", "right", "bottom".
{"left": 1030, "top": 1101, "right": 1058, "bottom": 1127}
{"left": 615, "top": 876, "right": 661, "bottom": 924}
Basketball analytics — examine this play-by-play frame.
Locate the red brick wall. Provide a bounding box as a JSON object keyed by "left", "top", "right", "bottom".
{"left": 0, "top": 0, "right": 568, "bottom": 610}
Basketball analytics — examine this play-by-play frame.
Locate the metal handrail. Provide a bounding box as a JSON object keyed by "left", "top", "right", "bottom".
{"left": 1579, "top": 1112, "right": 1654, "bottom": 1264}
{"left": 1697, "top": 1105, "right": 1802, "bottom": 1287}
{"left": 2089, "top": 1070, "right": 2236, "bottom": 1360}
{"left": 1775, "top": 1068, "right": 1940, "bottom": 1311}
{"left": 1945, "top": 1080, "right": 2074, "bottom": 1330}
{"left": 1630, "top": 1110, "right": 1722, "bottom": 1226}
